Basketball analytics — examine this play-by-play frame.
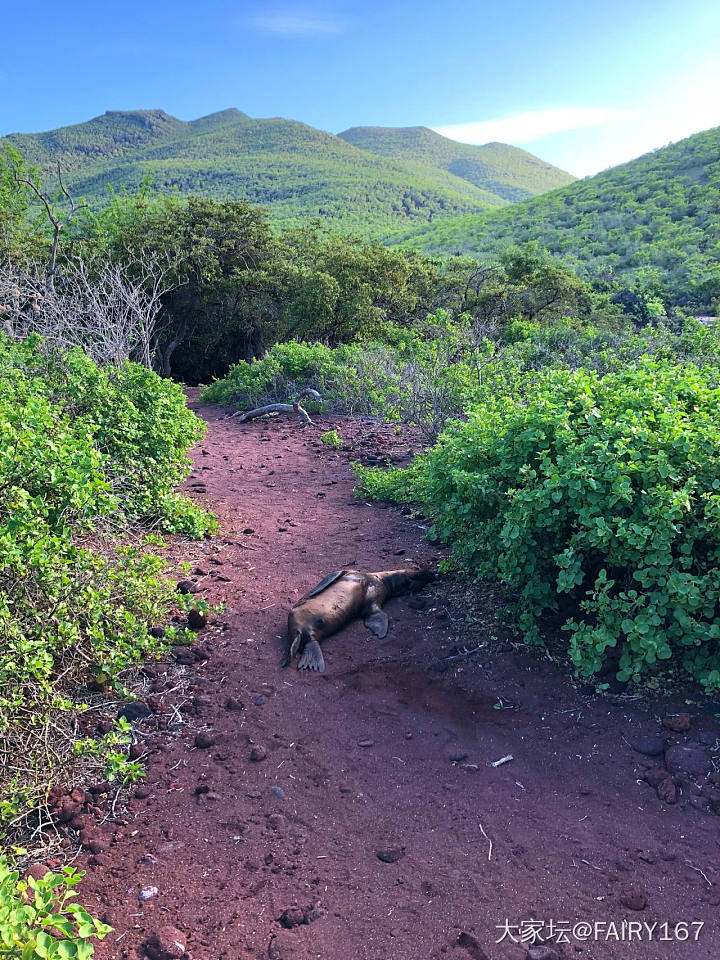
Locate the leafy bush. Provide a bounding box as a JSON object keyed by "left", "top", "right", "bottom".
{"left": 0, "top": 858, "right": 110, "bottom": 959}
{"left": 0, "top": 335, "right": 213, "bottom": 832}
{"left": 16, "top": 340, "right": 214, "bottom": 534}
{"left": 205, "top": 318, "right": 720, "bottom": 441}
{"left": 73, "top": 718, "right": 145, "bottom": 785}
{"left": 201, "top": 340, "right": 395, "bottom": 415}
{"left": 358, "top": 361, "right": 720, "bottom": 692}
{"left": 320, "top": 430, "right": 342, "bottom": 449}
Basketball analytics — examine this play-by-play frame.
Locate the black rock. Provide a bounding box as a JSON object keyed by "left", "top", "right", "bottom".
{"left": 176, "top": 580, "right": 198, "bottom": 594}
{"left": 194, "top": 730, "right": 216, "bottom": 749}
{"left": 144, "top": 925, "right": 186, "bottom": 960}
{"left": 526, "top": 948, "right": 561, "bottom": 960}
{"left": 456, "top": 932, "right": 490, "bottom": 959}
{"left": 118, "top": 701, "right": 151, "bottom": 722}
{"left": 377, "top": 846, "right": 405, "bottom": 864}
{"left": 187, "top": 609, "right": 207, "bottom": 631}
{"left": 279, "top": 908, "right": 305, "bottom": 929}
{"left": 304, "top": 902, "right": 324, "bottom": 924}
{"left": 632, "top": 735, "right": 666, "bottom": 757}
{"left": 665, "top": 744, "right": 711, "bottom": 778}
{"left": 619, "top": 885, "right": 648, "bottom": 910}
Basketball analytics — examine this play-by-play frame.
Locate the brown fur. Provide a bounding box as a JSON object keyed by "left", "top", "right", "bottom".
{"left": 282, "top": 567, "right": 434, "bottom": 672}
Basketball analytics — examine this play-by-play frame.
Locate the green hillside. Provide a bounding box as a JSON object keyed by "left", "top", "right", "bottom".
{"left": 339, "top": 125, "right": 575, "bottom": 201}
{"left": 2, "top": 109, "right": 571, "bottom": 237}
{"left": 396, "top": 126, "right": 720, "bottom": 311}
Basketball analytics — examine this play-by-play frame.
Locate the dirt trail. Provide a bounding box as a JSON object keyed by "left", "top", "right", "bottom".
{"left": 79, "top": 397, "right": 719, "bottom": 960}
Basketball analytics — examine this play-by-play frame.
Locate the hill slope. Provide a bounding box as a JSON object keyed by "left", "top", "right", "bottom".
{"left": 395, "top": 126, "right": 720, "bottom": 310}
{"left": 3, "top": 109, "right": 571, "bottom": 237}
{"left": 339, "top": 125, "right": 575, "bottom": 201}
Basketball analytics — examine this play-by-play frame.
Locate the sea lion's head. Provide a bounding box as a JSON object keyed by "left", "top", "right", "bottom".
{"left": 380, "top": 566, "right": 435, "bottom": 597}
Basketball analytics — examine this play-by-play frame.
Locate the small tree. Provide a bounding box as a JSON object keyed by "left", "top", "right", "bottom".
{"left": 14, "top": 161, "right": 83, "bottom": 291}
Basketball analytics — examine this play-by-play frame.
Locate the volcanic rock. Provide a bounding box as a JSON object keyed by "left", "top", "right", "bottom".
{"left": 665, "top": 744, "right": 711, "bottom": 778}
{"left": 144, "top": 925, "right": 186, "bottom": 959}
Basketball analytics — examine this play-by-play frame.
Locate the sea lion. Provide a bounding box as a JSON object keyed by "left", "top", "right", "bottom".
{"left": 282, "top": 566, "right": 434, "bottom": 672}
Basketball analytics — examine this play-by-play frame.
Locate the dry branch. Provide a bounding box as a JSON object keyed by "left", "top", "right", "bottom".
{"left": 232, "top": 388, "right": 323, "bottom": 426}
{"left": 15, "top": 162, "right": 85, "bottom": 291}
{"left": 0, "top": 254, "right": 175, "bottom": 367}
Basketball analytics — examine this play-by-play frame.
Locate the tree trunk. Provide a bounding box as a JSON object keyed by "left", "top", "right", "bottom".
{"left": 158, "top": 314, "right": 190, "bottom": 378}
{"left": 159, "top": 336, "right": 181, "bottom": 378}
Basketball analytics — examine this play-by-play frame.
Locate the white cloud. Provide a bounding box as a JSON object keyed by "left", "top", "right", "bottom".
{"left": 581, "top": 60, "right": 720, "bottom": 174}
{"left": 433, "top": 107, "right": 624, "bottom": 146}
{"left": 253, "top": 13, "right": 345, "bottom": 37}
{"left": 431, "top": 60, "right": 720, "bottom": 176}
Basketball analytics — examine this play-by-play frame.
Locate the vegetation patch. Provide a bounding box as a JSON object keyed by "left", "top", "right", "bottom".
{"left": 358, "top": 359, "right": 720, "bottom": 693}
{"left": 0, "top": 858, "right": 111, "bottom": 958}
{"left": 398, "top": 126, "right": 720, "bottom": 314}
{"left": 0, "top": 334, "right": 214, "bottom": 837}
{"left": 320, "top": 430, "right": 343, "bottom": 449}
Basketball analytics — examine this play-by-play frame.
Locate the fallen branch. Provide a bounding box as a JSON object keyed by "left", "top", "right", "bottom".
{"left": 440, "top": 642, "right": 487, "bottom": 662}
{"left": 478, "top": 822, "right": 493, "bottom": 862}
{"left": 230, "top": 389, "right": 323, "bottom": 426}
{"left": 488, "top": 754, "right": 514, "bottom": 768}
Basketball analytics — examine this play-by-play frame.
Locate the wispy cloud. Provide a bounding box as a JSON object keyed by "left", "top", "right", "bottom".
{"left": 253, "top": 12, "right": 346, "bottom": 38}
{"left": 433, "top": 107, "right": 624, "bottom": 146}
{"left": 432, "top": 60, "right": 720, "bottom": 176}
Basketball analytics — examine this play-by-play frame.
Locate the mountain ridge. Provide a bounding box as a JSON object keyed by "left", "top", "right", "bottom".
{"left": 338, "top": 124, "right": 575, "bottom": 201}
{"left": 2, "top": 108, "right": 573, "bottom": 236}
{"left": 393, "top": 125, "right": 720, "bottom": 311}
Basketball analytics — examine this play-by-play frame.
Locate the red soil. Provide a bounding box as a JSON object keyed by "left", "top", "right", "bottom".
{"left": 75, "top": 397, "right": 719, "bottom": 960}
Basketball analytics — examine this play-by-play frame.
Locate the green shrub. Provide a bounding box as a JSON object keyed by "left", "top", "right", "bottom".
{"left": 14, "top": 340, "right": 215, "bottom": 535}
{"left": 359, "top": 360, "right": 720, "bottom": 692}
{"left": 0, "top": 335, "right": 214, "bottom": 832}
{"left": 0, "top": 858, "right": 110, "bottom": 958}
{"left": 202, "top": 341, "right": 358, "bottom": 409}
{"left": 204, "top": 318, "right": 720, "bottom": 448}
{"left": 73, "top": 717, "right": 145, "bottom": 785}
{"left": 320, "top": 430, "right": 342, "bottom": 449}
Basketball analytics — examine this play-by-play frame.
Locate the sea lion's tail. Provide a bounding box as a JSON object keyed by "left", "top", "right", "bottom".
{"left": 376, "top": 566, "right": 435, "bottom": 598}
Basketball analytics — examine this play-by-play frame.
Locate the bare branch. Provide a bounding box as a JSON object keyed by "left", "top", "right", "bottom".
{"left": 0, "top": 254, "right": 177, "bottom": 367}
{"left": 232, "top": 388, "right": 323, "bottom": 426}
{"left": 14, "top": 176, "right": 59, "bottom": 229}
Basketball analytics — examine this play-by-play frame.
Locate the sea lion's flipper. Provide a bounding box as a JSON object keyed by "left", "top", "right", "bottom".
{"left": 303, "top": 570, "right": 347, "bottom": 600}
{"left": 364, "top": 607, "right": 389, "bottom": 639}
{"left": 297, "top": 640, "right": 325, "bottom": 672}
{"left": 280, "top": 651, "right": 291, "bottom": 669}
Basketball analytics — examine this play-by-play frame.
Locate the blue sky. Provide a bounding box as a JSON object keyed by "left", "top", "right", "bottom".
{"left": 2, "top": 0, "right": 719, "bottom": 176}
